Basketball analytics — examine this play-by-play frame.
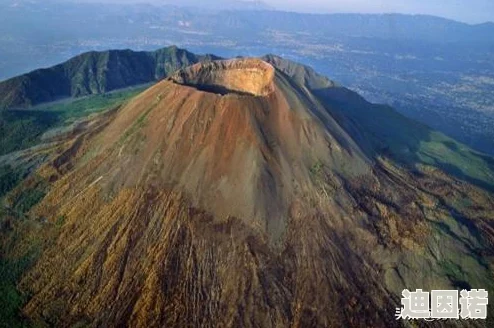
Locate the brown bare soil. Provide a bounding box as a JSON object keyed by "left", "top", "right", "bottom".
{"left": 9, "top": 58, "right": 494, "bottom": 327}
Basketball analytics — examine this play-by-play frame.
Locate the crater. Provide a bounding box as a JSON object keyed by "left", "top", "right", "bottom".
{"left": 169, "top": 58, "right": 275, "bottom": 96}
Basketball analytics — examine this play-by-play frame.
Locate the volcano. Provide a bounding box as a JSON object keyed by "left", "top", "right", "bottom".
{"left": 10, "top": 57, "right": 494, "bottom": 327}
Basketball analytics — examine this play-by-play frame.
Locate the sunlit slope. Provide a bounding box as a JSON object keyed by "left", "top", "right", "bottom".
{"left": 0, "top": 57, "right": 487, "bottom": 328}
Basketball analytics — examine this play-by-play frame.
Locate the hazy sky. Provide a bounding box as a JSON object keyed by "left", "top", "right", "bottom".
{"left": 77, "top": 0, "right": 494, "bottom": 24}
{"left": 269, "top": 0, "right": 494, "bottom": 23}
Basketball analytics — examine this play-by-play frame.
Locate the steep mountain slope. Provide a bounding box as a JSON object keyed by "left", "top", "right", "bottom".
{"left": 1, "top": 57, "right": 493, "bottom": 327}
{"left": 0, "top": 46, "right": 218, "bottom": 110}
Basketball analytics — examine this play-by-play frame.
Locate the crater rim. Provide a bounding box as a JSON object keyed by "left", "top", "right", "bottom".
{"left": 169, "top": 58, "right": 275, "bottom": 97}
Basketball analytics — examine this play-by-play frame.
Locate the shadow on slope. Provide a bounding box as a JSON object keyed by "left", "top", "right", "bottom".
{"left": 314, "top": 87, "right": 494, "bottom": 192}
{"left": 176, "top": 82, "right": 255, "bottom": 96}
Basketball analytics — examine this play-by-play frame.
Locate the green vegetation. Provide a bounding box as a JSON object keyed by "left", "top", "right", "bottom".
{"left": 309, "top": 161, "right": 327, "bottom": 189}
{"left": 0, "top": 87, "right": 148, "bottom": 328}
{"left": 0, "top": 202, "right": 44, "bottom": 328}
{"left": 0, "top": 253, "right": 37, "bottom": 328}
{"left": 0, "top": 87, "right": 145, "bottom": 156}
{"left": 0, "top": 193, "right": 46, "bottom": 328}
{"left": 55, "top": 215, "right": 66, "bottom": 227}
{"left": 309, "top": 161, "right": 324, "bottom": 178}
{"left": 0, "top": 174, "right": 56, "bottom": 328}
{"left": 0, "top": 46, "right": 215, "bottom": 110}
{"left": 415, "top": 132, "right": 494, "bottom": 190}
{"left": 36, "top": 86, "right": 147, "bottom": 122}
{"left": 11, "top": 184, "right": 47, "bottom": 214}
{"left": 315, "top": 88, "right": 494, "bottom": 191}
{"left": 0, "top": 110, "right": 58, "bottom": 155}
{"left": 118, "top": 103, "right": 156, "bottom": 145}
{"left": 0, "top": 166, "right": 23, "bottom": 198}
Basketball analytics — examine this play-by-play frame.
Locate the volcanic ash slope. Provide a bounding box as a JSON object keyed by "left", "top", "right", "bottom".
{"left": 21, "top": 58, "right": 494, "bottom": 327}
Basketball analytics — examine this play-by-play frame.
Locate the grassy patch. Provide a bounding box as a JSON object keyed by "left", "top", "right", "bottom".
{"left": 314, "top": 88, "right": 494, "bottom": 191}
{"left": 55, "top": 215, "right": 66, "bottom": 227}
{"left": 416, "top": 132, "right": 494, "bottom": 190}
{"left": 118, "top": 104, "right": 155, "bottom": 145}
{"left": 0, "top": 166, "right": 24, "bottom": 199}
{"left": 0, "top": 110, "right": 59, "bottom": 155}
{"left": 0, "top": 215, "right": 43, "bottom": 328}
{"left": 37, "top": 86, "right": 147, "bottom": 122}
{"left": 0, "top": 86, "right": 150, "bottom": 328}
{"left": 309, "top": 161, "right": 324, "bottom": 178}
{"left": 0, "top": 86, "right": 147, "bottom": 156}
{"left": 9, "top": 175, "right": 49, "bottom": 215}
{"left": 0, "top": 252, "right": 38, "bottom": 328}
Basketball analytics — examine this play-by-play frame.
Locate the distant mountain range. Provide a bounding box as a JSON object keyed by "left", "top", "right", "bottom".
{"left": 1, "top": 3, "right": 493, "bottom": 157}
{"left": 0, "top": 45, "right": 344, "bottom": 110}
{"left": 163, "top": 0, "right": 273, "bottom": 11}
{"left": 1, "top": 2, "right": 493, "bottom": 48}
{"left": 204, "top": 12, "right": 494, "bottom": 43}
{"left": 0, "top": 46, "right": 218, "bottom": 109}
